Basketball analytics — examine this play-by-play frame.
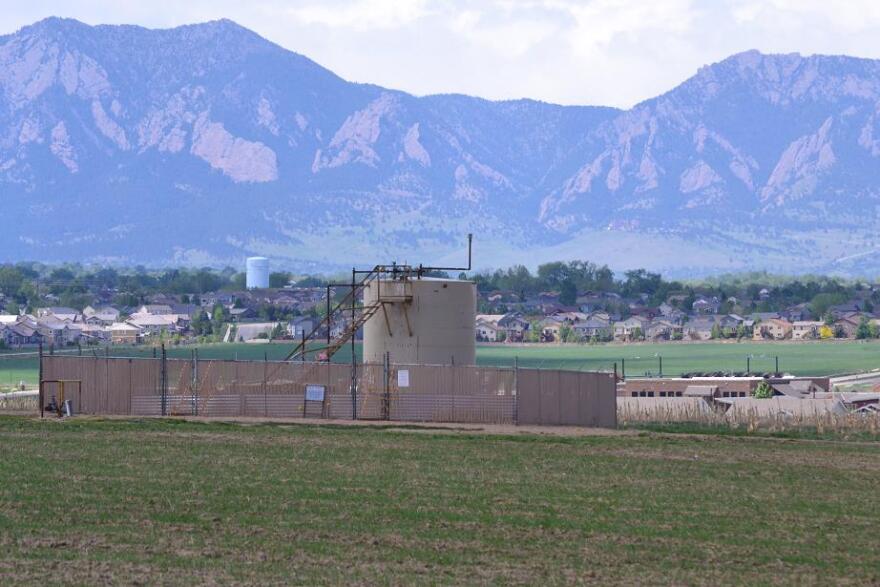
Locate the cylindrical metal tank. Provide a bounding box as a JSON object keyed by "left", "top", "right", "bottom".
{"left": 362, "top": 277, "right": 476, "bottom": 366}
{"left": 246, "top": 257, "right": 269, "bottom": 289}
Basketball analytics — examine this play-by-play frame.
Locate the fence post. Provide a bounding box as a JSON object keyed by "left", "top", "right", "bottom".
{"left": 160, "top": 343, "right": 167, "bottom": 416}
{"left": 38, "top": 342, "right": 43, "bottom": 418}
{"left": 383, "top": 352, "right": 391, "bottom": 421}
{"left": 513, "top": 356, "right": 519, "bottom": 425}
{"left": 194, "top": 348, "right": 199, "bottom": 416}
{"left": 191, "top": 349, "right": 196, "bottom": 416}
{"left": 263, "top": 352, "right": 268, "bottom": 418}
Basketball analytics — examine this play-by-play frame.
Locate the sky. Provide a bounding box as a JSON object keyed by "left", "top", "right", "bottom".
{"left": 3, "top": 0, "right": 880, "bottom": 108}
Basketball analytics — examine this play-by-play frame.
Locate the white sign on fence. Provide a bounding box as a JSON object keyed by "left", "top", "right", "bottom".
{"left": 305, "top": 384, "right": 325, "bottom": 402}
{"left": 397, "top": 369, "right": 410, "bottom": 388}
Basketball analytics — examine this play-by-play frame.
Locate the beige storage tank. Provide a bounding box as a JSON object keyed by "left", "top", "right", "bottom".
{"left": 362, "top": 277, "right": 476, "bottom": 366}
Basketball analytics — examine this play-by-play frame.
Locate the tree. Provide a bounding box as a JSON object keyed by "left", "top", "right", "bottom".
{"left": 528, "top": 321, "right": 542, "bottom": 343}
{"left": 269, "top": 272, "right": 291, "bottom": 288}
{"left": 710, "top": 324, "right": 722, "bottom": 340}
{"left": 631, "top": 327, "right": 644, "bottom": 341}
{"left": 819, "top": 324, "right": 834, "bottom": 339}
{"left": 559, "top": 324, "right": 577, "bottom": 343}
{"left": 0, "top": 266, "right": 24, "bottom": 297}
{"left": 754, "top": 381, "right": 774, "bottom": 399}
{"left": 270, "top": 323, "right": 286, "bottom": 340}
{"left": 559, "top": 279, "right": 577, "bottom": 306}
{"left": 810, "top": 292, "right": 848, "bottom": 320}
{"left": 856, "top": 317, "right": 872, "bottom": 340}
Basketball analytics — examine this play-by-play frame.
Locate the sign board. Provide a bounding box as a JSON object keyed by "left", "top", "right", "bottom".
{"left": 397, "top": 369, "right": 410, "bottom": 388}
{"left": 305, "top": 384, "right": 325, "bottom": 402}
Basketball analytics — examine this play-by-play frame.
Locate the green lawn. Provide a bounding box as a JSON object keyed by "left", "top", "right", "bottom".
{"left": 4, "top": 340, "right": 880, "bottom": 388}
{"left": 0, "top": 417, "right": 877, "bottom": 584}
{"left": 477, "top": 340, "right": 880, "bottom": 376}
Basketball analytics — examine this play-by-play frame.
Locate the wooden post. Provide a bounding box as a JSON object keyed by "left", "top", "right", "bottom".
{"left": 38, "top": 342, "right": 44, "bottom": 418}
{"left": 513, "top": 356, "right": 519, "bottom": 425}
{"left": 160, "top": 344, "right": 167, "bottom": 416}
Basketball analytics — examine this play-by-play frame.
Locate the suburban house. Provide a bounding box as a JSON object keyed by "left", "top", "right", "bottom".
{"left": 646, "top": 319, "right": 683, "bottom": 341}
{"left": 753, "top": 318, "right": 793, "bottom": 340}
{"left": 497, "top": 313, "right": 530, "bottom": 342}
{"left": 833, "top": 314, "right": 862, "bottom": 338}
{"left": 83, "top": 306, "right": 121, "bottom": 323}
{"left": 475, "top": 319, "right": 502, "bottom": 342}
{"left": 613, "top": 316, "right": 650, "bottom": 341}
{"left": 692, "top": 297, "right": 720, "bottom": 314}
{"left": 230, "top": 307, "right": 257, "bottom": 322}
{"left": 136, "top": 304, "right": 174, "bottom": 316}
{"left": 792, "top": 321, "right": 823, "bottom": 340}
{"left": 288, "top": 317, "right": 315, "bottom": 339}
{"left": 127, "top": 314, "right": 180, "bottom": 336}
{"left": 110, "top": 323, "right": 141, "bottom": 344}
{"left": 683, "top": 314, "right": 740, "bottom": 340}
{"left": 829, "top": 302, "right": 865, "bottom": 318}
{"left": 0, "top": 322, "right": 43, "bottom": 347}
{"left": 572, "top": 317, "right": 612, "bottom": 340}
{"left": 36, "top": 307, "right": 80, "bottom": 322}
{"left": 783, "top": 303, "right": 811, "bottom": 322}
{"left": 540, "top": 315, "right": 566, "bottom": 341}
{"left": 36, "top": 317, "right": 82, "bottom": 346}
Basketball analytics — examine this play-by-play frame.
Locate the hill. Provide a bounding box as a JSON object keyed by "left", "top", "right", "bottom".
{"left": 3, "top": 18, "right": 880, "bottom": 276}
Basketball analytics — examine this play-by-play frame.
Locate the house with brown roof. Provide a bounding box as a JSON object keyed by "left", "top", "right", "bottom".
{"left": 791, "top": 321, "right": 823, "bottom": 340}
{"left": 753, "top": 318, "right": 792, "bottom": 340}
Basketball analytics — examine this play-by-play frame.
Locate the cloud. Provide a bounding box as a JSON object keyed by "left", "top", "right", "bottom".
{"left": 287, "top": 0, "right": 431, "bottom": 30}
{"left": 3, "top": 0, "right": 880, "bottom": 107}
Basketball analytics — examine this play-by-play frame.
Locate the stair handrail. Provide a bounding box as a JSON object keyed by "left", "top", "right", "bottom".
{"left": 284, "top": 264, "right": 408, "bottom": 361}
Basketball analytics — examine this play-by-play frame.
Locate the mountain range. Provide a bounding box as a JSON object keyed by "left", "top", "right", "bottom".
{"left": 3, "top": 17, "right": 880, "bottom": 277}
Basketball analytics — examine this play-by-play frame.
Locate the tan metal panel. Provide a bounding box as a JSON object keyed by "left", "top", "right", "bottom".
{"left": 363, "top": 278, "right": 476, "bottom": 366}
{"left": 558, "top": 371, "right": 581, "bottom": 426}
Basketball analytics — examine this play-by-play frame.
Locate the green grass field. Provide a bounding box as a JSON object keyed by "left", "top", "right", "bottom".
{"left": 3, "top": 340, "right": 880, "bottom": 389}
{"left": 0, "top": 416, "right": 877, "bottom": 584}
{"left": 477, "top": 340, "right": 880, "bottom": 376}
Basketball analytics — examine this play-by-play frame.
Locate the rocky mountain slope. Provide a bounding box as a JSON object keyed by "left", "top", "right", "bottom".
{"left": 3, "top": 18, "right": 880, "bottom": 276}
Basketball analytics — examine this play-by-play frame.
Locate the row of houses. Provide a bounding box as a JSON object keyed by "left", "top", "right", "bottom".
{"left": 0, "top": 305, "right": 198, "bottom": 348}
{"left": 0, "top": 303, "right": 350, "bottom": 347}
{"left": 474, "top": 309, "right": 878, "bottom": 343}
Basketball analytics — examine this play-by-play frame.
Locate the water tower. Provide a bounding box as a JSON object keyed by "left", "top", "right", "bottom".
{"left": 246, "top": 257, "right": 269, "bottom": 289}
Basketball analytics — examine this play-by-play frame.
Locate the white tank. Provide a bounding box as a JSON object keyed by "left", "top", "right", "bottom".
{"left": 246, "top": 257, "right": 269, "bottom": 289}
{"left": 363, "top": 277, "right": 476, "bottom": 366}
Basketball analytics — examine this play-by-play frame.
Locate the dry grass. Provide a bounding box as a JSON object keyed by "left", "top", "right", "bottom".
{"left": 619, "top": 398, "right": 880, "bottom": 440}
{"left": 0, "top": 394, "right": 37, "bottom": 413}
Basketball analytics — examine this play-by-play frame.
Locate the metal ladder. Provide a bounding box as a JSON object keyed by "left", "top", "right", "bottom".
{"left": 284, "top": 265, "right": 413, "bottom": 362}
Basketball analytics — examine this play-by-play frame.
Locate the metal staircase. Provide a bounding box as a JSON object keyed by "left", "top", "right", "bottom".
{"left": 284, "top": 264, "right": 414, "bottom": 362}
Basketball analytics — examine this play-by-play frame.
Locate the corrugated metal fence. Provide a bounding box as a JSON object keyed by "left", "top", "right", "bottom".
{"left": 40, "top": 355, "right": 616, "bottom": 427}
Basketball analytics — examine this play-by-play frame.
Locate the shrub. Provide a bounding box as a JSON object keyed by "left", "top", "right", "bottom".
{"left": 754, "top": 381, "right": 774, "bottom": 399}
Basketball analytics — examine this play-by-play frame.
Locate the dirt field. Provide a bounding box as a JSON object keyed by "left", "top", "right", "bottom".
{"left": 0, "top": 416, "right": 878, "bottom": 585}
